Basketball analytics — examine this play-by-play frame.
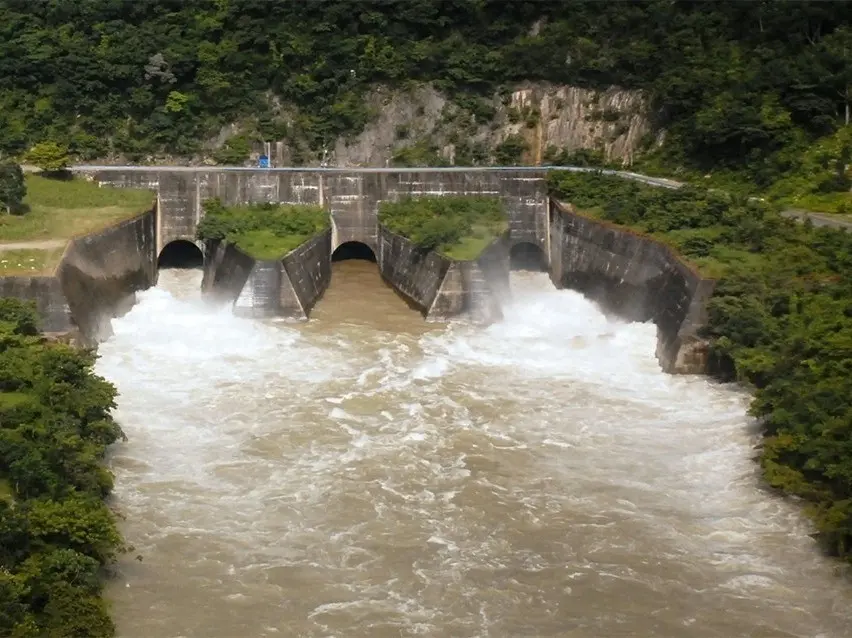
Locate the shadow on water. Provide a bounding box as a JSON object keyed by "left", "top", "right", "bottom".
{"left": 158, "top": 240, "right": 204, "bottom": 269}
{"left": 510, "top": 242, "right": 547, "bottom": 272}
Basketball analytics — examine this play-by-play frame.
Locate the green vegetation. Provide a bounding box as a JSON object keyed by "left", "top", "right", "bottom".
{"left": 0, "top": 162, "right": 26, "bottom": 214}
{"left": 0, "top": 298, "right": 125, "bottom": 637}
{"left": 0, "top": 175, "right": 153, "bottom": 273}
{"left": 1, "top": 1, "right": 849, "bottom": 182}
{"left": 378, "top": 196, "right": 506, "bottom": 259}
{"left": 196, "top": 198, "right": 330, "bottom": 260}
{"left": 0, "top": 248, "right": 66, "bottom": 276}
{"left": 0, "top": 175, "right": 153, "bottom": 243}
{"left": 23, "top": 141, "right": 70, "bottom": 174}
{"left": 549, "top": 171, "right": 852, "bottom": 561}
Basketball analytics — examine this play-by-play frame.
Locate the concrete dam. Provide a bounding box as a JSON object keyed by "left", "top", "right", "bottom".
{"left": 68, "top": 167, "right": 713, "bottom": 374}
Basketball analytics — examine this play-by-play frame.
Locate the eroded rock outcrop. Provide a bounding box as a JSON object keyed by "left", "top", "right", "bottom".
{"left": 241, "top": 82, "right": 656, "bottom": 168}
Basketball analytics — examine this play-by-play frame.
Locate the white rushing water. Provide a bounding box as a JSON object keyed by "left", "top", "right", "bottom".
{"left": 97, "top": 267, "right": 852, "bottom": 638}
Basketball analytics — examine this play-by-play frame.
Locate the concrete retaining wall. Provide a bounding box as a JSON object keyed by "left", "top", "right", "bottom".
{"left": 0, "top": 210, "right": 157, "bottom": 343}
{"left": 201, "top": 229, "right": 332, "bottom": 320}
{"left": 282, "top": 229, "right": 332, "bottom": 316}
{"left": 378, "top": 226, "right": 510, "bottom": 324}
{"left": 0, "top": 276, "right": 71, "bottom": 333}
{"left": 548, "top": 200, "right": 715, "bottom": 373}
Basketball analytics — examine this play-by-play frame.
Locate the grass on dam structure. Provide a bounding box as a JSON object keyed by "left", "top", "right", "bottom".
{"left": 378, "top": 195, "right": 507, "bottom": 260}
{"left": 0, "top": 175, "right": 154, "bottom": 274}
{"left": 196, "top": 199, "right": 330, "bottom": 260}
{"left": 548, "top": 169, "right": 852, "bottom": 566}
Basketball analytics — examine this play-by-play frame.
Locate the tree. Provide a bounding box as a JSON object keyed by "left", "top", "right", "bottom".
{"left": 24, "top": 142, "right": 69, "bottom": 174}
{"left": 820, "top": 27, "right": 852, "bottom": 126}
{"left": 0, "top": 162, "right": 25, "bottom": 214}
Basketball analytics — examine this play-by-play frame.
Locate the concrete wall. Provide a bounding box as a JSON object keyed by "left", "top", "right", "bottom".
{"left": 0, "top": 210, "right": 157, "bottom": 343}
{"left": 548, "top": 200, "right": 715, "bottom": 373}
{"left": 281, "top": 229, "right": 332, "bottom": 316}
{"left": 200, "top": 240, "right": 256, "bottom": 306}
{"left": 0, "top": 276, "right": 71, "bottom": 333}
{"left": 378, "top": 225, "right": 510, "bottom": 324}
{"left": 201, "top": 229, "right": 332, "bottom": 320}
{"left": 80, "top": 169, "right": 549, "bottom": 256}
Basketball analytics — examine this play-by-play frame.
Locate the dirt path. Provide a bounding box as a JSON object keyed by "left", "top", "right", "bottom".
{"left": 780, "top": 208, "right": 852, "bottom": 231}
{"left": 0, "top": 239, "right": 67, "bottom": 252}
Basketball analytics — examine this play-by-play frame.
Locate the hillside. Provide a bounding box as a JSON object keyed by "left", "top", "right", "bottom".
{"left": 1, "top": 1, "right": 849, "bottom": 188}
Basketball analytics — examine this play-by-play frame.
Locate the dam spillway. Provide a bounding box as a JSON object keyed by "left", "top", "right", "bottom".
{"left": 95, "top": 263, "right": 852, "bottom": 638}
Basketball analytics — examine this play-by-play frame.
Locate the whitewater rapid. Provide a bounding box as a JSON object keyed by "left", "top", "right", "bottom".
{"left": 97, "top": 266, "right": 852, "bottom": 637}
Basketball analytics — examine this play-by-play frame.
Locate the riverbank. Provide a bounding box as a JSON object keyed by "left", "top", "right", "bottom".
{"left": 0, "top": 298, "right": 125, "bottom": 637}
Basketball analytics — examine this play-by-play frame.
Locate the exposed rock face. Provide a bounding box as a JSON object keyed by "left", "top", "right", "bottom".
{"left": 245, "top": 82, "right": 655, "bottom": 168}
{"left": 503, "top": 84, "right": 653, "bottom": 165}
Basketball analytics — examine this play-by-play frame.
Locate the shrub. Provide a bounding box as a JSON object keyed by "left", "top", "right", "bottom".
{"left": 196, "top": 199, "right": 329, "bottom": 259}
{"left": 378, "top": 195, "right": 506, "bottom": 258}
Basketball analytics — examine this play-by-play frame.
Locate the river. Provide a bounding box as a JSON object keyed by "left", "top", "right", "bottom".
{"left": 96, "top": 261, "right": 852, "bottom": 637}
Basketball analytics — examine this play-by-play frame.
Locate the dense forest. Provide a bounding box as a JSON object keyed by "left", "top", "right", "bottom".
{"left": 0, "top": 300, "right": 124, "bottom": 637}
{"left": 0, "top": 0, "right": 850, "bottom": 184}
{"left": 549, "top": 171, "right": 852, "bottom": 562}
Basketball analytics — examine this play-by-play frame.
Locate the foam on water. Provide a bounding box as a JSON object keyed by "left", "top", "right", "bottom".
{"left": 97, "top": 269, "right": 852, "bottom": 638}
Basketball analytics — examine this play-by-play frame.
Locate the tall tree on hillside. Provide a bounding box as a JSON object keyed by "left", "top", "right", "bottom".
{"left": 0, "top": 162, "right": 25, "bottom": 214}
{"left": 820, "top": 26, "right": 852, "bottom": 125}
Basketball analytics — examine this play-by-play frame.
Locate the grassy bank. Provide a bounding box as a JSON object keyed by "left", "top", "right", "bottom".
{"left": 196, "top": 199, "right": 330, "bottom": 260}
{"left": 0, "top": 175, "right": 154, "bottom": 274}
{"left": 549, "top": 171, "right": 852, "bottom": 563}
{"left": 0, "top": 248, "right": 67, "bottom": 276}
{"left": 0, "top": 298, "right": 124, "bottom": 637}
{"left": 378, "top": 196, "right": 507, "bottom": 260}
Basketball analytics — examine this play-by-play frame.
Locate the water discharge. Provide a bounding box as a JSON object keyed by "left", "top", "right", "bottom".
{"left": 97, "top": 262, "right": 852, "bottom": 637}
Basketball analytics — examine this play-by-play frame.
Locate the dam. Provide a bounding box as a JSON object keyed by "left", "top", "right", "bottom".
{"left": 68, "top": 167, "right": 711, "bottom": 373}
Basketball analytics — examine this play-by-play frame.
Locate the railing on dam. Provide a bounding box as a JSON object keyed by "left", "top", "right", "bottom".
{"left": 72, "top": 164, "right": 684, "bottom": 190}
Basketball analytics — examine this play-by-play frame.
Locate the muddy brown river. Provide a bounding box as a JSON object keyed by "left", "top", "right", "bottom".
{"left": 97, "top": 261, "right": 852, "bottom": 637}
